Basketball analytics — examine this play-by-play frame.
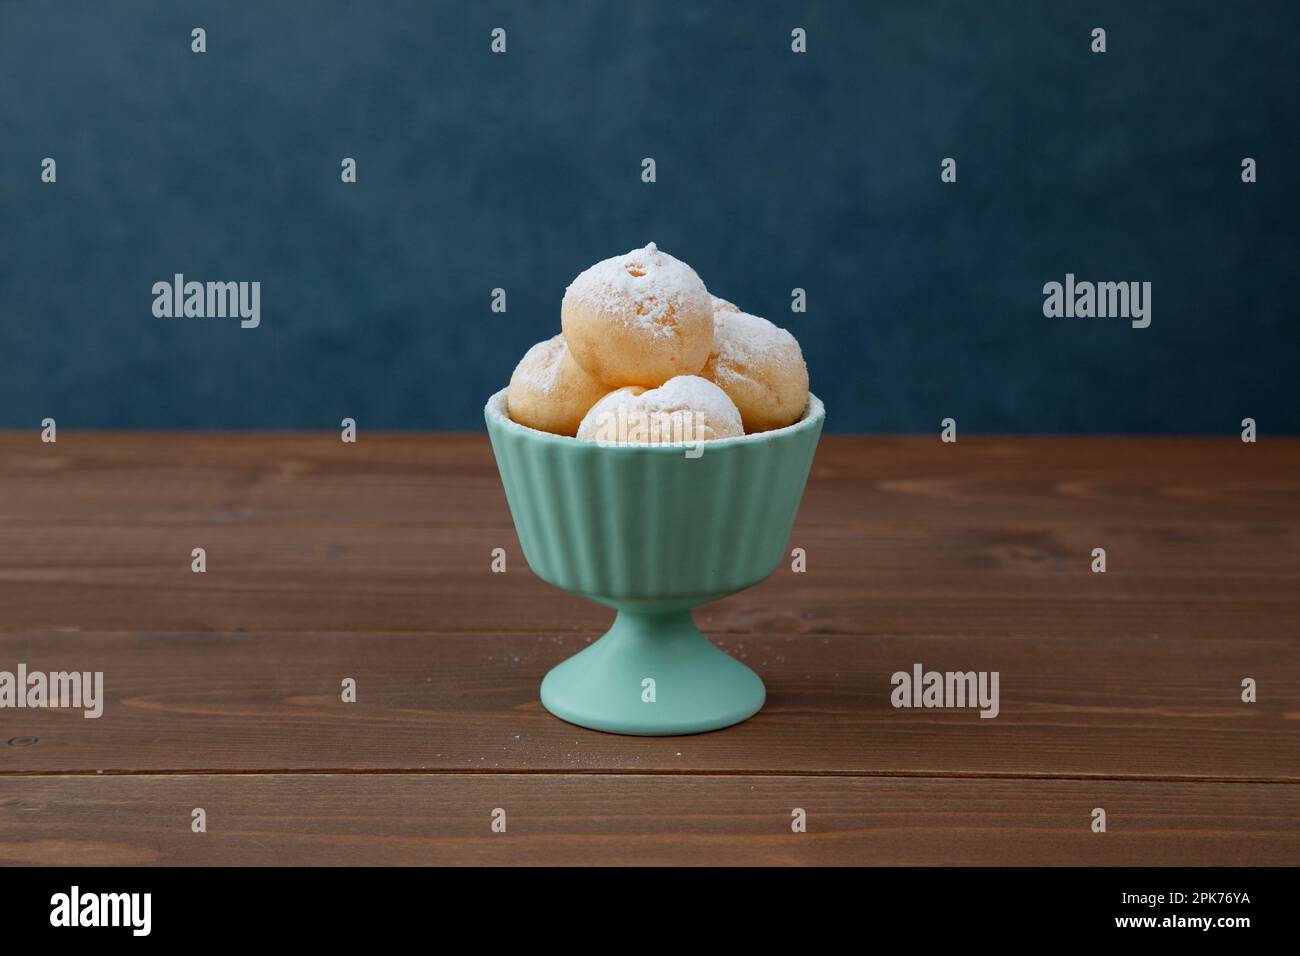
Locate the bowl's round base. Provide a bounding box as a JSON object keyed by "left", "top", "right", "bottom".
{"left": 540, "top": 608, "right": 765, "bottom": 736}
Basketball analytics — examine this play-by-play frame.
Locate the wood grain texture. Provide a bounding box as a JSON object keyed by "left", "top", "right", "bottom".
{"left": 1, "top": 432, "right": 1297, "bottom": 865}
{"left": 0, "top": 629, "right": 1295, "bottom": 780}
{"left": 1, "top": 434, "right": 1297, "bottom": 637}
{"left": 2, "top": 774, "right": 1295, "bottom": 867}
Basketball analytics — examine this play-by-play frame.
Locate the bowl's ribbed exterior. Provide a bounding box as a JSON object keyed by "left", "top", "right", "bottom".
{"left": 486, "top": 392, "right": 824, "bottom": 605}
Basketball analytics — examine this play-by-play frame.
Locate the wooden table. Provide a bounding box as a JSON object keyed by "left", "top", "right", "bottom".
{"left": 1, "top": 433, "right": 1297, "bottom": 865}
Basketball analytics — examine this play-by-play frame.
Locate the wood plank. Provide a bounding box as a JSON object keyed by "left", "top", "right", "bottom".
{"left": 1, "top": 773, "right": 1294, "bottom": 866}
{"left": 1, "top": 523, "right": 1294, "bottom": 636}
{"left": 2, "top": 630, "right": 1293, "bottom": 779}
{"left": 3, "top": 433, "right": 1296, "bottom": 530}
{"left": 1, "top": 434, "right": 1295, "bottom": 866}
{"left": 1, "top": 434, "right": 1297, "bottom": 636}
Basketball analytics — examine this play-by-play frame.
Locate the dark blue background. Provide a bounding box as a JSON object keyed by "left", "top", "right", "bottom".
{"left": 2, "top": 0, "right": 1296, "bottom": 432}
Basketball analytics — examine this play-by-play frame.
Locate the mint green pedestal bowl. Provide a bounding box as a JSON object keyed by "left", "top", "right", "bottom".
{"left": 485, "top": 388, "right": 824, "bottom": 735}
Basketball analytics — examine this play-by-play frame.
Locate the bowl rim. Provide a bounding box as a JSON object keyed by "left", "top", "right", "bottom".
{"left": 485, "top": 387, "right": 824, "bottom": 451}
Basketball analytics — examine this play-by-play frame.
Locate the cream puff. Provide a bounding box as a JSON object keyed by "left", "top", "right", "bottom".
{"left": 506, "top": 334, "right": 607, "bottom": 436}
{"left": 562, "top": 242, "right": 714, "bottom": 388}
{"left": 576, "top": 376, "right": 743, "bottom": 445}
{"left": 700, "top": 311, "right": 809, "bottom": 432}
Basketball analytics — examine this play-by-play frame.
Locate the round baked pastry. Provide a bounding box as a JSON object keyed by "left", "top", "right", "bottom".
{"left": 562, "top": 243, "right": 714, "bottom": 388}
{"left": 576, "top": 376, "right": 743, "bottom": 445}
{"left": 701, "top": 311, "right": 809, "bottom": 432}
{"left": 710, "top": 294, "right": 740, "bottom": 314}
{"left": 506, "top": 334, "right": 608, "bottom": 436}
{"left": 575, "top": 386, "right": 644, "bottom": 443}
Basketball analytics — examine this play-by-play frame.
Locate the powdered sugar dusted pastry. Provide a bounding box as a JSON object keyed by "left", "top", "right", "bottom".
{"left": 562, "top": 243, "right": 714, "bottom": 388}
{"left": 701, "top": 311, "right": 809, "bottom": 432}
{"left": 507, "top": 334, "right": 607, "bottom": 436}
{"left": 576, "top": 376, "right": 743, "bottom": 445}
{"left": 710, "top": 294, "right": 740, "bottom": 314}
{"left": 574, "top": 386, "right": 645, "bottom": 442}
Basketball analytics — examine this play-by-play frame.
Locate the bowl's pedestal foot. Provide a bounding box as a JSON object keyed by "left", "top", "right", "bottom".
{"left": 540, "top": 607, "right": 766, "bottom": 736}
